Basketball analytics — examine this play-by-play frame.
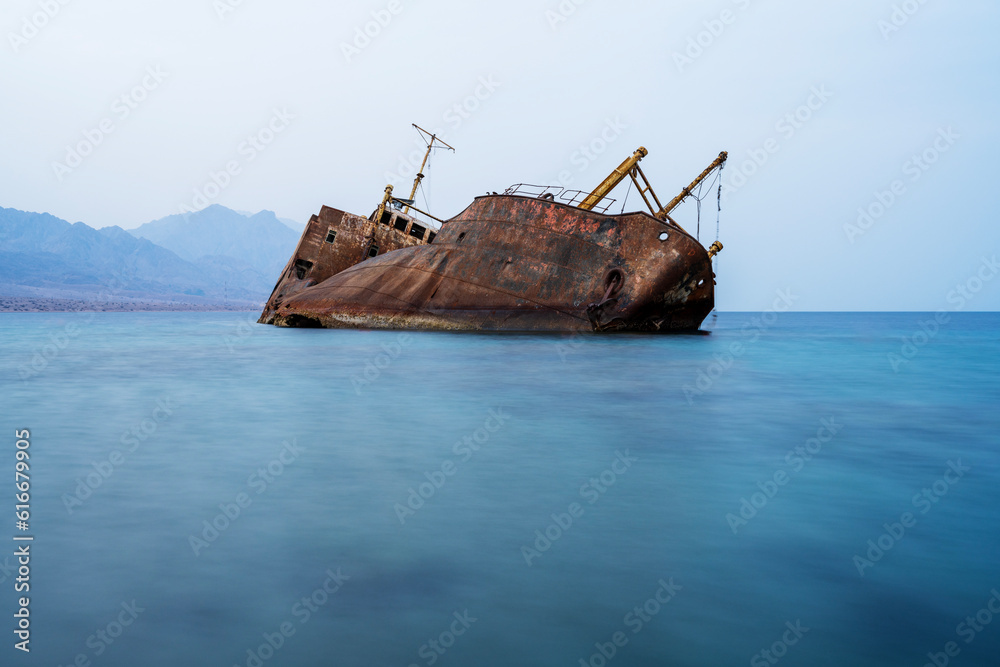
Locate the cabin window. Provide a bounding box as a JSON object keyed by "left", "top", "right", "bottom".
{"left": 367, "top": 244, "right": 379, "bottom": 258}
{"left": 457, "top": 232, "right": 466, "bottom": 243}
{"left": 294, "top": 259, "right": 313, "bottom": 280}
{"left": 409, "top": 224, "right": 426, "bottom": 240}
{"left": 427, "top": 232, "right": 436, "bottom": 243}
{"left": 380, "top": 210, "right": 392, "bottom": 226}
{"left": 393, "top": 216, "right": 408, "bottom": 232}
{"left": 658, "top": 232, "right": 669, "bottom": 241}
{"left": 325, "top": 229, "right": 337, "bottom": 244}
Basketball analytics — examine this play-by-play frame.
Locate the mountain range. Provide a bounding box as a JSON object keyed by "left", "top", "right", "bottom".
{"left": 0, "top": 205, "right": 302, "bottom": 305}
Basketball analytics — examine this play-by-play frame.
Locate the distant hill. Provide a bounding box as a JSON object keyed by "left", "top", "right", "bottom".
{"left": 129, "top": 205, "right": 300, "bottom": 280}
{"left": 233, "top": 209, "right": 305, "bottom": 232}
{"left": 0, "top": 207, "right": 279, "bottom": 304}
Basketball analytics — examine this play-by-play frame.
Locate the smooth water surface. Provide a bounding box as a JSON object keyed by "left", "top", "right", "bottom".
{"left": 1, "top": 312, "right": 998, "bottom": 666}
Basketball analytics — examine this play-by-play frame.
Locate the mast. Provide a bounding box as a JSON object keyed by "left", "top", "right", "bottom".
{"left": 404, "top": 124, "right": 455, "bottom": 214}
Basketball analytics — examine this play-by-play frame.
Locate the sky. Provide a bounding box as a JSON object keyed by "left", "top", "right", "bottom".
{"left": 1, "top": 0, "right": 997, "bottom": 311}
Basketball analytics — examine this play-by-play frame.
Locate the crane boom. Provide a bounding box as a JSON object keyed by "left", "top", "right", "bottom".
{"left": 657, "top": 151, "right": 728, "bottom": 219}
{"left": 578, "top": 147, "right": 648, "bottom": 211}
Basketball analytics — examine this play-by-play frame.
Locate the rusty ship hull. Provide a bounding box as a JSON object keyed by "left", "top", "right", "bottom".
{"left": 260, "top": 143, "right": 727, "bottom": 333}
{"left": 260, "top": 195, "right": 715, "bottom": 332}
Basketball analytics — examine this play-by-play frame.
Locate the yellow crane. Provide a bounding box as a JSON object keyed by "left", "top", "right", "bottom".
{"left": 578, "top": 147, "right": 728, "bottom": 257}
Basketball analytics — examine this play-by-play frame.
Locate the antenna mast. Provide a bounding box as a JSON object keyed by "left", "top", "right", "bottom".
{"left": 405, "top": 124, "right": 455, "bottom": 214}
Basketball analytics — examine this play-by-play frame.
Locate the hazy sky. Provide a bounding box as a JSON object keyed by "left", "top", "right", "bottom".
{"left": 2, "top": 0, "right": 997, "bottom": 310}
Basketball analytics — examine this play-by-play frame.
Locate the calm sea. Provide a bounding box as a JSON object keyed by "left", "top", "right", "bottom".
{"left": 1, "top": 312, "right": 998, "bottom": 667}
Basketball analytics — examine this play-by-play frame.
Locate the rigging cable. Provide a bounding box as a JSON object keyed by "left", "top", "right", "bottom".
{"left": 620, "top": 174, "right": 634, "bottom": 214}
{"left": 715, "top": 159, "right": 725, "bottom": 274}
{"left": 696, "top": 196, "right": 701, "bottom": 241}
{"left": 691, "top": 170, "right": 720, "bottom": 242}
{"left": 420, "top": 148, "right": 433, "bottom": 216}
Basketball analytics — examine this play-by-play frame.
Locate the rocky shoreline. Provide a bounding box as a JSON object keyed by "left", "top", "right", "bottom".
{"left": 0, "top": 297, "right": 260, "bottom": 313}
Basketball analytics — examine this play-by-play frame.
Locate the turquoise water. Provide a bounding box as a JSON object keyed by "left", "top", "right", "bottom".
{"left": 1, "top": 312, "right": 998, "bottom": 667}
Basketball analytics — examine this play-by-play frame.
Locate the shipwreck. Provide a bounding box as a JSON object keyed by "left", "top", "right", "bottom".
{"left": 259, "top": 125, "right": 728, "bottom": 332}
